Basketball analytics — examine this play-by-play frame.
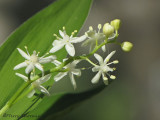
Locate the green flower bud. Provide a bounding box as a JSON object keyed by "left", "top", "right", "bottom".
{"left": 121, "top": 41, "right": 133, "bottom": 52}
{"left": 111, "top": 19, "right": 121, "bottom": 31}
{"left": 103, "top": 23, "right": 114, "bottom": 37}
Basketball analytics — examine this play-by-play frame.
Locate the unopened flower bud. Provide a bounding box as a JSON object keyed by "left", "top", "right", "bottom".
{"left": 111, "top": 19, "right": 121, "bottom": 31}
{"left": 121, "top": 41, "right": 133, "bottom": 52}
{"left": 103, "top": 23, "right": 114, "bottom": 37}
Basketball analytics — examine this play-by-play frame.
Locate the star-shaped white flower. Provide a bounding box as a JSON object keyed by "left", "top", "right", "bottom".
{"left": 82, "top": 24, "right": 105, "bottom": 52}
{"left": 15, "top": 73, "right": 51, "bottom": 98}
{"left": 53, "top": 59, "right": 81, "bottom": 89}
{"left": 91, "top": 51, "right": 118, "bottom": 85}
{"left": 49, "top": 27, "right": 86, "bottom": 56}
{"left": 14, "top": 47, "right": 56, "bottom": 74}
{"left": 82, "top": 24, "right": 116, "bottom": 52}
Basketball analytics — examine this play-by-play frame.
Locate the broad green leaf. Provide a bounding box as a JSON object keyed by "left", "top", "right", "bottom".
{"left": 39, "top": 85, "right": 105, "bottom": 120}
{"left": 0, "top": 0, "right": 92, "bottom": 119}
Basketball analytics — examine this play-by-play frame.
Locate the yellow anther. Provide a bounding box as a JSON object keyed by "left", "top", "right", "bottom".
{"left": 103, "top": 77, "right": 108, "bottom": 80}
{"left": 110, "top": 75, "right": 116, "bottom": 79}
{"left": 89, "top": 26, "right": 93, "bottom": 31}
{"left": 81, "top": 68, "right": 86, "bottom": 70}
{"left": 113, "top": 67, "right": 116, "bottom": 71}
{"left": 24, "top": 46, "right": 27, "bottom": 49}
{"left": 37, "top": 52, "right": 40, "bottom": 56}
{"left": 113, "top": 60, "right": 119, "bottom": 64}
{"left": 98, "top": 24, "right": 102, "bottom": 29}
{"left": 53, "top": 34, "right": 57, "bottom": 37}
{"left": 85, "top": 32, "right": 88, "bottom": 36}
{"left": 72, "top": 32, "right": 74, "bottom": 35}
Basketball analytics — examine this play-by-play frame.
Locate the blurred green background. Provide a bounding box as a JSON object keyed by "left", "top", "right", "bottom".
{"left": 0, "top": 0, "right": 160, "bottom": 120}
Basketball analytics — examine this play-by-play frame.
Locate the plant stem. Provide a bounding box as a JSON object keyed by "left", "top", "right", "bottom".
{"left": 0, "top": 82, "right": 31, "bottom": 116}
{"left": 85, "top": 58, "right": 97, "bottom": 66}
{"left": 13, "top": 86, "right": 34, "bottom": 105}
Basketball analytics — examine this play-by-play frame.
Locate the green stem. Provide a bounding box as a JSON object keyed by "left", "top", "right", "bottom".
{"left": 0, "top": 82, "right": 31, "bottom": 116}
{"left": 13, "top": 86, "right": 34, "bottom": 105}
{"left": 85, "top": 58, "right": 97, "bottom": 66}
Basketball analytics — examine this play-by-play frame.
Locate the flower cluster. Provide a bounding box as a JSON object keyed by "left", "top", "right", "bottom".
{"left": 14, "top": 19, "right": 133, "bottom": 98}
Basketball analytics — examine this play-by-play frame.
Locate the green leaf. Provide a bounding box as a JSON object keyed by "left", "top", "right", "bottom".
{"left": 0, "top": 0, "right": 92, "bottom": 119}
{"left": 39, "top": 85, "right": 106, "bottom": 120}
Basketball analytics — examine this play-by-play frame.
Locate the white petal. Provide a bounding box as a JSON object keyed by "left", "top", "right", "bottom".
{"left": 38, "top": 85, "right": 50, "bottom": 96}
{"left": 14, "top": 62, "right": 27, "bottom": 70}
{"left": 27, "top": 89, "right": 35, "bottom": 98}
{"left": 35, "top": 63, "right": 44, "bottom": 73}
{"left": 39, "top": 55, "right": 56, "bottom": 64}
{"left": 81, "top": 39, "right": 90, "bottom": 47}
{"left": 54, "top": 72, "right": 67, "bottom": 81}
{"left": 104, "top": 51, "right": 116, "bottom": 63}
{"left": 69, "top": 73, "right": 77, "bottom": 89}
{"left": 104, "top": 65, "right": 113, "bottom": 72}
{"left": 102, "top": 45, "right": 106, "bottom": 52}
{"left": 65, "top": 43, "right": 75, "bottom": 56}
{"left": 15, "top": 73, "right": 28, "bottom": 82}
{"left": 71, "top": 60, "right": 81, "bottom": 66}
{"left": 92, "top": 66, "right": 100, "bottom": 72}
{"left": 63, "top": 58, "right": 69, "bottom": 62}
{"left": 52, "top": 40, "right": 62, "bottom": 46}
{"left": 39, "top": 74, "right": 51, "bottom": 84}
{"left": 25, "top": 63, "right": 34, "bottom": 74}
{"left": 86, "top": 30, "right": 96, "bottom": 38}
{"left": 94, "top": 53, "right": 103, "bottom": 65}
{"left": 91, "top": 71, "right": 102, "bottom": 84}
{"left": 59, "top": 30, "right": 65, "bottom": 38}
{"left": 17, "top": 48, "right": 30, "bottom": 60}
{"left": 35, "top": 63, "right": 43, "bottom": 71}
{"left": 72, "top": 69, "right": 81, "bottom": 76}
{"left": 32, "top": 79, "right": 40, "bottom": 85}
{"left": 52, "top": 60, "right": 62, "bottom": 66}
{"left": 70, "top": 35, "right": 86, "bottom": 43}
{"left": 49, "top": 43, "right": 64, "bottom": 53}
{"left": 89, "top": 42, "right": 95, "bottom": 52}
{"left": 96, "top": 33, "right": 106, "bottom": 42}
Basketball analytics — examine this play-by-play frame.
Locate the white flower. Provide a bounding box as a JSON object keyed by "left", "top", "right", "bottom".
{"left": 14, "top": 47, "right": 56, "bottom": 74}
{"left": 82, "top": 24, "right": 116, "bottom": 52}
{"left": 82, "top": 24, "right": 106, "bottom": 52}
{"left": 53, "top": 59, "right": 81, "bottom": 89}
{"left": 50, "top": 27, "right": 86, "bottom": 56}
{"left": 91, "top": 51, "right": 118, "bottom": 85}
{"left": 15, "top": 73, "right": 51, "bottom": 98}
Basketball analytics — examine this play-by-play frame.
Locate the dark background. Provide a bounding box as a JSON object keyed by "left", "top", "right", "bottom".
{"left": 1, "top": 0, "right": 160, "bottom": 120}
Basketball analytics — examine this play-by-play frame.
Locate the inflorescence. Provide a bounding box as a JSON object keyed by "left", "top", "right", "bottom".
{"left": 14, "top": 19, "right": 133, "bottom": 97}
